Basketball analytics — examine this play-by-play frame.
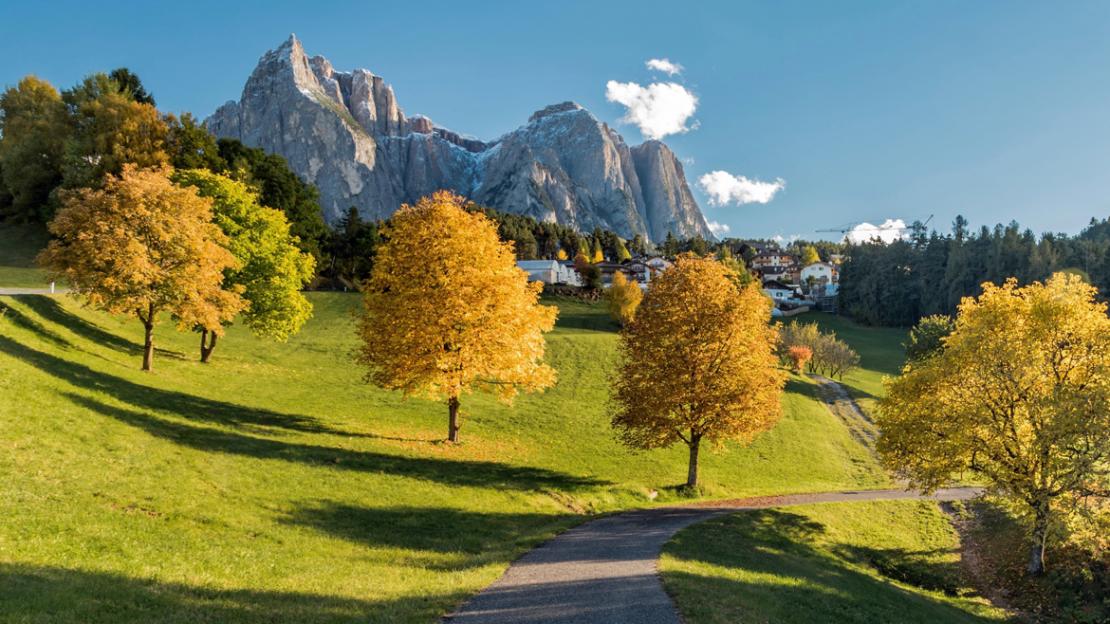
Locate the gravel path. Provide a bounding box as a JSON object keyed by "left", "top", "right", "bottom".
{"left": 811, "top": 373, "right": 878, "bottom": 450}
{"left": 444, "top": 486, "right": 981, "bottom": 624}
{"left": 447, "top": 375, "right": 978, "bottom": 624}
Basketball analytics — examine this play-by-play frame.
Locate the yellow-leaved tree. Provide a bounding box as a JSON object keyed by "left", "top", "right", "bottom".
{"left": 878, "top": 274, "right": 1110, "bottom": 575}
{"left": 606, "top": 271, "right": 642, "bottom": 326}
{"left": 355, "top": 191, "right": 558, "bottom": 442}
{"left": 38, "top": 165, "right": 243, "bottom": 371}
{"left": 611, "top": 255, "right": 785, "bottom": 488}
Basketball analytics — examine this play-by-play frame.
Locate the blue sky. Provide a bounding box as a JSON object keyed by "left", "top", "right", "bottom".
{"left": 4, "top": 0, "right": 1110, "bottom": 241}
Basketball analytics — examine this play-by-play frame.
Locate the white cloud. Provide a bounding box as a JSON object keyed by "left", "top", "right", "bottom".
{"left": 605, "top": 80, "right": 698, "bottom": 140}
{"left": 646, "top": 58, "right": 683, "bottom": 76}
{"left": 707, "top": 220, "right": 731, "bottom": 236}
{"left": 682, "top": 156, "right": 695, "bottom": 165}
{"left": 698, "top": 171, "right": 785, "bottom": 206}
{"left": 772, "top": 234, "right": 800, "bottom": 244}
{"left": 845, "top": 219, "right": 908, "bottom": 244}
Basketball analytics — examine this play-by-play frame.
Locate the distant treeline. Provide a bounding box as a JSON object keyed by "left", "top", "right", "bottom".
{"left": 838, "top": 216, "right": 1110, "bottom": 326}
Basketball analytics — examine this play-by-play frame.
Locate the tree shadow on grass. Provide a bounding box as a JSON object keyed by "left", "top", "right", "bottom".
{"left": 283, "top": 502, "right": 573, "bottom": 568}
{"left": 0, "top": 334, "right": 348, "bottom": 437}
{"left": 0, "top": 299, "right": 72, "bottom": 348}
{"left": 0, "top": 563, "right": 464, "bottom": 624}
{"left": 16, "top": 295, "right": 184, "bottom": 359}
{"left": 664, "top": 509, "right": 1007, "bottom": 624}
{"left": 63, "top": 393, "right": 608, "bottom": 492}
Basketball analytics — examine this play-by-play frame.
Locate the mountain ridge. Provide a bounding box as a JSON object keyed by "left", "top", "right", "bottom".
{"left": 207, "top": 35, "right": 713, "bottom": 241}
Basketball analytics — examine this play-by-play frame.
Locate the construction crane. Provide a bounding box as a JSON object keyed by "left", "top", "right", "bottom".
{"left": 817, "top": 214, "right": 934, "bottom": 235}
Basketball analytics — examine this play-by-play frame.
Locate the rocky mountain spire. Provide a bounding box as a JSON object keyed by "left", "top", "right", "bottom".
{"left": 207, "top": 36, "right": 713, "bottom": 241}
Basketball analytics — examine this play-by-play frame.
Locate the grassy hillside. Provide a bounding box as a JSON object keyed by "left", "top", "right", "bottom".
{"left": 797, "top": 311, "right": 907, "bottom": 416}
{"left": 0, "top": 287, "right": 887, "bottom": 623}
{"left": 0, "top": 222, "right": 51, "bottom": 287}
{"left": 661, "top": 500, "right": 1011, "bottom": 623}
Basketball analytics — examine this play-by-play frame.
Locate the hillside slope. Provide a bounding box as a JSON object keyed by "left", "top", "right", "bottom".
{"left": 0, "top": 290, "right": 885, "bottom": 623}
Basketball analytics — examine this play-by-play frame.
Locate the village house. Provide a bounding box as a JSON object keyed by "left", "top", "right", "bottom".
{"left": 750, "top": 250, "right": 799, "bottom": 283}
{"left": 761, "top": 279, "right": 803, "bottom": 303}
{"left": 516, "top": 260, "right": 582, "bottom": 287}
{"left": 800, "top": 261, "right": 838, "bottom": 286}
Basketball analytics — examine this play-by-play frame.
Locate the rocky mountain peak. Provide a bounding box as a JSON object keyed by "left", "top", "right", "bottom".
{"left": 528, "top": 101, "right": 586, "bottom": 123}
{"left": 207, "top": 37, "right": 712, "bottom": 241}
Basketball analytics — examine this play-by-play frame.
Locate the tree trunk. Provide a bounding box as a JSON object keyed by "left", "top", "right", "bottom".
{"left": 1028, "top": 503, "right": 1050, "bottom": 575}
{"left": 448, "top": 396, "right": 461, "bottom": 443}
{"left": 199, "top": 329, "right": 218, "bottom": 363}
{"left": 686, "top": 432, "right": 702, "bottom": 488}
{"left": 141, "top": 304, "right": 155, "bottom": 372}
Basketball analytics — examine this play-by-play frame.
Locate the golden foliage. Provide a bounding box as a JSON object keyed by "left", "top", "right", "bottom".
{"left": 355, "top": 191, "right": 557, "bottom": 438}
{"left": 879, "top": 274, "right": 1110, "bottom": 572}
{"left": 787, "top": 345, "right": 812, "bottom": 373}
{"left": 606, "top": 271, "right": 642, "bottom": 326}
{"left": 556, "top": 248, "right": 568, "bottom": 261}
{"left": 800, "top": 245, "right": 820, "bottom": 266}
{"left": 611, "top": 255, "right": 785, "bottom": 485}
{"left": 38, "top": 165, "right": 243, "bottom": 368}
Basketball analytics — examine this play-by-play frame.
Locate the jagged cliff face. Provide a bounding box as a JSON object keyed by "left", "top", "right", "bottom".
{"left": 207, "top": 36, "right": 712, "bottom": 241}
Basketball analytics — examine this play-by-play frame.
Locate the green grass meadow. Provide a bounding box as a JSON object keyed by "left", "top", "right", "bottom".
{"left": 0, "top": 285, "right": 887, "bottom": 622}
{"left": 661, "top": 500, "right": 1010, "bottom": 623}
{"left": 797, "top": 311, "right": 908, "bottom": 416}
{"left": 4, "top": 219, "right": 1018, "bottom": 623}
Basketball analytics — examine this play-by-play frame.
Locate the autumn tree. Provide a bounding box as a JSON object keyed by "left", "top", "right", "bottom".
{"left": 0, "top": 76, "right": 68, "bottom": 221}
{"left": 355, "top": 191, "right": 557, "bottom": 442}
{"left": 556, "top": 248, "right": 568, "bottom": 261}
{"left": 878, "top": 274, "right": 1110, "bottom": 575}
{"left": 800, "top": 245, "right": 821, "bottom": 266}
{"left": 591, "top": 239, "right": 605, "bottom": 264}
{"left": 606, "top": 271, "right": 642, "bottom": 326}
{"left": 611, "top": 256, "right": 785, "bottom": 488}
{"left": 61, "top": 74, "right": 169, "bottom": 189}
{"left": 173, "top": 169, "right": 315, "bottom": 362}
{"left": 787, "top": 345, "right": 812, "bottom": 373}
{"left": 38, "top": 166, "right": 243, "bottom": 370}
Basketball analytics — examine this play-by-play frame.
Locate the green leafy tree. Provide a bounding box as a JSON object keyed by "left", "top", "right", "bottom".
{"left": 217, "top": 139, "right": 328, "bottom": 266}
{"left": 60, "top": 73, "right": 169, "bottom": 189}
{"left": 662, "top": 231, "right": 680, "bottom": 257}
{"left": 172, "top": 169, "right": 315, "bottom": 362}
{"left": 716, "top": 246, "right": 754, "bottom": 287}
{"left": 615, "top": 238, "right": 632, "bottom": 262}
{"left": 0, "top": 76, "right": 67, "bottom": 221}
{"left": 325, "top": 206, "right": 380, "bottom": 284}
{"left": 166, "top": 112, "right": 227, "bottom": 171}
{"left": 108, "top": 68, "right": 155, "bottom": 106}
{"left": 905, "top": 314, "right": 954, "bottom": 363}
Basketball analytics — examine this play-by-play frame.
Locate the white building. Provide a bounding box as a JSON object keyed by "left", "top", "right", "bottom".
{"left": 800, "top": 262, "right": 837, "bottom": 286}
{"left": 517, "top": 260, "right": 582, "bottom": 287}
{"left": 762, "top": 279, "right": 801, "bottom": 302}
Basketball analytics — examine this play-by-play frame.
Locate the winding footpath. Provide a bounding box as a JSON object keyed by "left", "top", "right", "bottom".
{"left": 446, "top": 377, "right": 982, "bottom": 624}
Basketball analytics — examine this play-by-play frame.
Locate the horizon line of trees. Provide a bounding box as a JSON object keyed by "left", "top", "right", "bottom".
{"left": 837, "top": 216, "right": 1110, "bottom": 327}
